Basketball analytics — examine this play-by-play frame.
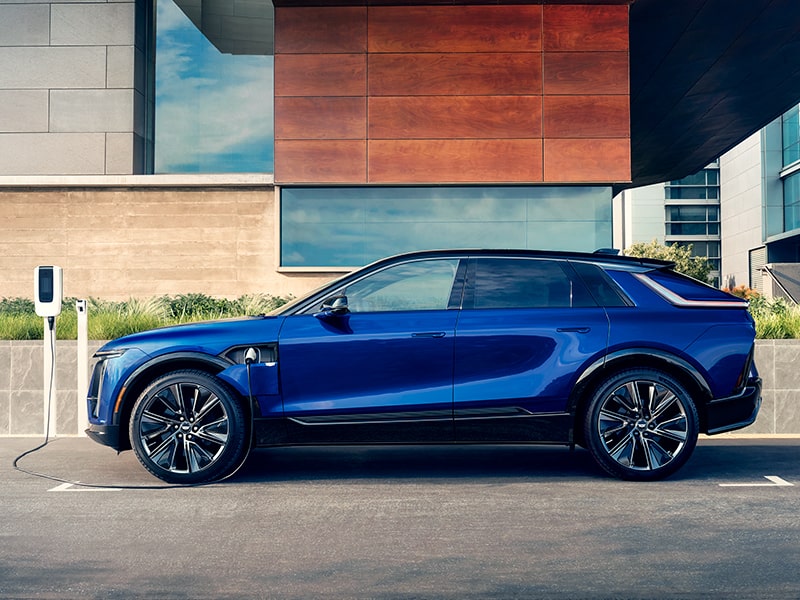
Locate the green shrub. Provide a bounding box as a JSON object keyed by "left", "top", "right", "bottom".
{"left": 748, "top": 295, "right": 800, "bottom": 339}
{"left": 0, "top": 293, "right": 290, "bottom": 340}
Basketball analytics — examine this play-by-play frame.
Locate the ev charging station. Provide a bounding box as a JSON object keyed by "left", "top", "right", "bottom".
{"left": 35, "top": 266, "right": 63, "bottom": 438}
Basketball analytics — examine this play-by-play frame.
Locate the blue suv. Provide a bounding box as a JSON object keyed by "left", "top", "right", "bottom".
{"left": 86, "top": 250, "right": 761, "bottom": 483}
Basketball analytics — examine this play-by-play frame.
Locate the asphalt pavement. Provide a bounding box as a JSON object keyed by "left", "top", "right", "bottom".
{"left": 1, "top": 436, "right": 799, "bottom": 599}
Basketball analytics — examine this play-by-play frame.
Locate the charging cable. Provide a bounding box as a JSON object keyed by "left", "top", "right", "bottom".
{"left": 12, "top": 328, "right": 253, "bottom": 490}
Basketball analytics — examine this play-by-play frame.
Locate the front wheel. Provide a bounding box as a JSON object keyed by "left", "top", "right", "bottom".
{"left": 129, "top": 370, "right": 249, "bottom": 484}
{"left": 583, "top": 369, "right": 699, "bottom": 481}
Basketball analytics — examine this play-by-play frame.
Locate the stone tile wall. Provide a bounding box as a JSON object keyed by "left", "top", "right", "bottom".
{"left": 1, "top": 339, "right": 796, "bottom": 437}
{"left": 750, "top": 339, "right": 800, "bottom": 434}
{"left": 0, "top": 1, "right": 142, "bottom": 175}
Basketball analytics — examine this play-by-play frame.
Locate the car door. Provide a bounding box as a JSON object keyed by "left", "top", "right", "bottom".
{"left": 277, "top": 257, "right": 464, "bottom": 443}
{"left": 453, "top": 257, "right": 609, "bottom": 442}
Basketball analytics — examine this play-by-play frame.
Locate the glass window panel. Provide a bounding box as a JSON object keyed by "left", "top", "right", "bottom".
{"left": 667, "top": 206, "right": 707, "bottom": 222}
{"left": 670, "top": 171, "right": 706, "bottom": 186}
{"left": 707, "top": 207, "right": 719, "bottom": 221}
{"left": 706, "top": 170, "right": 719, "bottom": 185}
{"left": 668, "top": 223, "right": 707, "bottom": 236}
{"left": 281, "top": 186, "right": 612, "bottom": 267}
{"left": 343, "top": 259, "right": 459, "bottom": 313}
{"left": 783, "top": 105, "right": 800, "bottom": 167}
{"left": 708, "top": 223, "right": 719, "bottom": 235}
{"left": 472, "top": 259, "right": 584, "bottom": 309}
{"left": 666, "top": 187, "right": 708, "bottom": 200}
{"left": 784, "top": 173, "right": 800, "bottom": 232}
{"left": 526, "top": 220, "right": 612, "bottom": 252}
{"left": 786, "top": 202, "right": 800, "bottom": 232}
{"left": 154, "top": 0, "right": 273, "bottom": 173}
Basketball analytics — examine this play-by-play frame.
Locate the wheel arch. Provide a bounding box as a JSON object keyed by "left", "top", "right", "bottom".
{"left": 112, "top": 352, "right": 239, "bottom": 451}
{"left": 569, "top": 348, "right": 713, "bottom": 447}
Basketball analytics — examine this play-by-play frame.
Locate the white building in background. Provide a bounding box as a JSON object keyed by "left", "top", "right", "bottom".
{"left": 614, "top": 162, "right": 721, "bottom": 287}
{"left": 616, "top": 103, "right": 800, "bottom": 302}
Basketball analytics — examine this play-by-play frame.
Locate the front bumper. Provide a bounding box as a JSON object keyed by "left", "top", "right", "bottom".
{"left": 86, "top": 424, "right": 121, "bottom": 450}
{"left": 704, "top": 377, "right": 762, "bottom": 435}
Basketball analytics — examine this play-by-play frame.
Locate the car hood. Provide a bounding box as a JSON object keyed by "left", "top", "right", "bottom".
{"left": 98, "top": 315, "right": 284, "bottom": 357}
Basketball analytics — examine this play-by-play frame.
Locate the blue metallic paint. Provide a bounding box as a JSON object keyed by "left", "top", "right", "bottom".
{"left": 453, "top": 307, "right": 609, "bottom": 415}
{"left": 85, "top": 250, "right": 761, "bottom": 481}
{"left": 278, "top": 311, "right": 458, "bottom": 418}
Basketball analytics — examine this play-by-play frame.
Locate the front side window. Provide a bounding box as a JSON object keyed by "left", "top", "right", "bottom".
{"left": 467, "top": 258, "right": 596, "bottom": 309}
{"left": 341, "top": 259, "right": 460, "bottom": 313}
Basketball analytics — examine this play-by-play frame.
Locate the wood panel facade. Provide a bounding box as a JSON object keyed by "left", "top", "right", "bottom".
{"left": 274, "top": 4, "right": 630, "bottom": 184}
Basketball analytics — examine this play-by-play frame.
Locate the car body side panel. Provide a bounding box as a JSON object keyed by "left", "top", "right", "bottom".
{"left": 603, "top": 269, "right": 756, "bottom": 400}
{"left": 453, "top": 308, "right": 610, "bottom": 417}
{"left": 278, "top": 311, "right": 458, "bottom": 421}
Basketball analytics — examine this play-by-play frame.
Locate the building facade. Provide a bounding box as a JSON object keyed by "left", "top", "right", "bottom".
{"left": 720, "top": 105, "right": 800, "bottom": 300}
{"left": 617, "top": 102, "right": 800, "bottom": 300}
{"left": 1, "top": 1, "right": 799, "bottom": 301}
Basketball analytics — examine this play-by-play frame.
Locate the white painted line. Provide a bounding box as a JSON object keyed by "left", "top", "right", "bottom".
{"left": 48, "top": 482, "right": 122, "bottom": 492}
{"left": 719, "top": 476, "right": 794, "bottom": 487}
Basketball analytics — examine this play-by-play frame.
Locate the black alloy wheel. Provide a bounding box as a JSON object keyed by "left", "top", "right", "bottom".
{"left": 583, "top": 368, "right": 699, "bottom": 481}
{"left": 129, "top": 370, "right": 249, "bottom": 484}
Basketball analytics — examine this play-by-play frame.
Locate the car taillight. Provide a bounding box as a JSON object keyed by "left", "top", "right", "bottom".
{"left": 734, "top": 344, "right": 756, "bottom": 393}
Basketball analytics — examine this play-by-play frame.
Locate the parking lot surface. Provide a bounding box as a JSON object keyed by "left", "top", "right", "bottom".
{"left": 1, "top": 436, "right": 799, "bottom": 599}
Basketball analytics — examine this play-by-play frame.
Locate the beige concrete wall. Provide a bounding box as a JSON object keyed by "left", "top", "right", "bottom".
{"left": 0, "top": 183, "right": 337, "bottom": 301}
{"left": 1, "top": 339, "right": 796, "bottom": 437}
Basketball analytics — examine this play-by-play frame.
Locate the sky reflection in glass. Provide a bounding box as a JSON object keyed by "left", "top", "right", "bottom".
{"left": 281, "top": 186, "right": 612, "bottom": 267}
{"left": 155, "top": 0, "right": 274, "bottom": 173}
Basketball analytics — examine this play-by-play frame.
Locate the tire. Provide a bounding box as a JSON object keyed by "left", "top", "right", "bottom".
{"left": 583, "top": 368, "right": 699, "bottom": 481}
{"left": 129, "top": 370, "right": 249, "bottom": 484}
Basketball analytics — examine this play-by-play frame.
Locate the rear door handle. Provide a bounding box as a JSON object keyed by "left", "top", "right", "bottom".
{"left": 556, "top": 327, "right": 591, "bottom": 334}
{"left": 412, "top": 332, "right": 447, "bottom": 338}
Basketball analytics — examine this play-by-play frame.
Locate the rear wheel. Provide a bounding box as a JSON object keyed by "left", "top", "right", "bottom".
{"left": 129, "top": 370, "right": 249, "bottom": 484}
{"left": 583, "top": 369, "right": 699, "bottom": 481}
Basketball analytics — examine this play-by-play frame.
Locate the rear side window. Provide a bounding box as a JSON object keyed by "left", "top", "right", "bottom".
{"left": 646, "top": 269, "right": 735, "bottom": 302}
{"left": 570, "top": 261, "right": 632, "bottom": 307}
{"left": 466, "top": 258, "right": 597, "bottom": 309}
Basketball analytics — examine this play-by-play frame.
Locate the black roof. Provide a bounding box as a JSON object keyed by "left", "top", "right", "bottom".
{"left": 364, "top": 249, "right": 675, "bottom": 271}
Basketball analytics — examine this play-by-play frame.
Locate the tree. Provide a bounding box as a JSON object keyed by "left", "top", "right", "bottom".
{"left": 624, "top": 240, "right": 713, "bottom": 284}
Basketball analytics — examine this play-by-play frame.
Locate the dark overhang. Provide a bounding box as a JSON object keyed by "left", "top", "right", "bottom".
{"left": 628, "top": 0, "right": 800, "bottom": 189}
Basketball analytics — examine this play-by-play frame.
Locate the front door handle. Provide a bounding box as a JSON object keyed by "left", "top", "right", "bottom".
{"left": 556, "top": 327, "right": 591, "bottom": 334}
{"left": 412, "top": 332, "right": 447, "bottom": 338}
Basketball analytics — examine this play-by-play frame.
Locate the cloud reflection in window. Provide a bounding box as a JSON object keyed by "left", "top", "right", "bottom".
{"left": 155, "top": 0, "right": 274, "bottom": 173}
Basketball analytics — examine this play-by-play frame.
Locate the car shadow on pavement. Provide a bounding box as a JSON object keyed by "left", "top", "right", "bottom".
{"left": 232, "top": 438, "right": 800, "bottom": 485}
{"left": 8, "top": 437, "right": 799, "bottom": 487}
{"left": 232, "top": 444, "right": 613, "bottom": 483}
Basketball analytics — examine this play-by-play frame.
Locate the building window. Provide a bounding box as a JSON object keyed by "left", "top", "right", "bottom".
{"left": 280, "top": 186, "right": 613, "bottom": 268}
{"left": 665, "top": 205, "right": 720, "bottom": 236}
{"left": 666, "top": 167, "right": 719, "bottom": 200}
{"left": 785, "top": 172, "right": 800, "bottom": 232}
{"left": 154, "top": 0, "right": 274, "bottom": 173}
{"left": 782, "top": 104, "right": 800, "bottom": 168}
{"left": 687, "top": 241, "right": 720, "bottom": 274}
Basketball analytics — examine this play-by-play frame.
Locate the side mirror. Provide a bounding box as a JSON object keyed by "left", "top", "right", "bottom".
{"left": 314, "top": 295, "right": 350, "bottom": 320}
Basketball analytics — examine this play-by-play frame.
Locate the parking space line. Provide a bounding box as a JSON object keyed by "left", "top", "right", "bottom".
{"left": 719, "top": 476, "right": 793, "bottom": 487}
{"left": 48, "top": 482, "right": 122, "bottom": 492}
